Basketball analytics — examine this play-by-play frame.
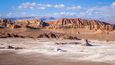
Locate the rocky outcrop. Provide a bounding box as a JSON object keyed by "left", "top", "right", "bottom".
{"left": 0, "top": 18, "right": 48, "bottom": 29}
{"left": 47, "top": 18, "right": 114, "bottom": 31}
{"left": 0, "top": 17, "right": 115, "bottom": 40}
{"left": 15, "top": 19, "right": 42, "bottom": 28}
{"left": 37, "top": 31, "right": 79, "bottom": 39}
{"left": 0, "top": 27, "right": 79, "bottom": 39}
{"left": 1, "top": 18, "right": 114, "bottom": 31}
{"left": 0, "top": 18, "right": 15, "bottom": 29}
{"left": 80, "top": 39, "right": 92, "bottom": 46}
{"left": 15, "top": 19, "right": 49, "bottom": 28}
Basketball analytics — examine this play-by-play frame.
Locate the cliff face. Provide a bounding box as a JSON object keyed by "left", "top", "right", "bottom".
{"left": 15, "top": 19, "right": 42, "bottom": 28}
{"left": 15, "top": 19, "right": 49, "bottom": 28}
{"left": 0, "top": 18, "right": 46, "bottom": 29}
{"left": 0, "top": 18, "right": 14, "bottom": 29}
{"left": 0, "top": 18, "right": 114, "bottom": 31}
{"left": 47, "top": 18, "right": 114, "bottom": 31}
{"left": 0, "top": 17, "right": 115, "bottom": 40}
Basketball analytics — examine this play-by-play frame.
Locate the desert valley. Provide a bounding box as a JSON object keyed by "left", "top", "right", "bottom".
{"left": 0, "top": 18, "right": 115, "bottom": 40}
{"left": 0, "top": 17, "right": 115, "bottom": 65}
{"left": 0, "top": 0, "right": 115, "bottom": 65}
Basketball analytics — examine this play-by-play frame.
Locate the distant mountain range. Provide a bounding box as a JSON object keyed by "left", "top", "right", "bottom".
{"left": 0, "top": 16, "right": 114, "bottom": 25}
{"left": 5, "top": 16, "right": 56, "bottom": 22}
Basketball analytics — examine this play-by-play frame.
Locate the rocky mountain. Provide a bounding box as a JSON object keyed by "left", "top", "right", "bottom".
{"left": 7, "top": 17, "right": 39, "bottom": 20}
{"left": 0, "top": 17, "right": 115, "bottom": 40}
{"left": 47, "top": 18, "right": 115, "bottom": 31}
{"left": 0, "top": 18, "right": 14, "bottom": 28}
{"left": 40, "top": 16, "right": 56, "bottom": 22}
{"left": 6, "top": 16, "right": 56, "bottom": 21}
{"left": 0, "top": 18, "right": 49, "bottom": 29}
{"left": 0, "top": 17, "right": 115, "bottom": 31}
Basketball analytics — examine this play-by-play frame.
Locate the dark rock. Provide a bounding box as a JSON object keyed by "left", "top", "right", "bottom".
{"left": 57, "top": 48, "right": 67, "bottom": 52}
{"left": 8, "top": 45, "right": 15, "bottom": 49}
{"left": 81, "top": 39, "right": 92, "bottom": 46}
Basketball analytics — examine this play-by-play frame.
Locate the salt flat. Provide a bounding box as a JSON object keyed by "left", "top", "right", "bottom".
{"left": 0, "top": 38, "right": 115, "bottom": 65}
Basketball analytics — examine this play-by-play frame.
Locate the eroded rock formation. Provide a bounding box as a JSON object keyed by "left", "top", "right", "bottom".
{"left": 0, "top": 17, "right": 115, "bottom": 40}
{"left": 0, "top": 18, "right": 15, "bottom": 29}
{"left": 15, "top": 19, "right": 42, "bottom": 28}
{"left": 47, "top": 18, "right": 114, "bottom": 31}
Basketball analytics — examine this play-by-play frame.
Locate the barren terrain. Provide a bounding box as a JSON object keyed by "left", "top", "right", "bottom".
{"left": 0, "top": 38, "right": 115, "bottom": 65}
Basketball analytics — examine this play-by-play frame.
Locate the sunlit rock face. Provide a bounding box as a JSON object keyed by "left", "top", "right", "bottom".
{"left": 0, "top": 18, "right": 15, "bottom": 29}
{"left": 0, "top": 17, "right": 114, "bottom": 31}
{"left": 15, "top": 19, "right": 42, "bottom": 28}
{"left": 0, "top": 19, "right": 45, "bottom": 29}
{"left": 47, "top": 18, "right": 114, "bottom": 31}
{"left": 0, "top": 17, "right": 115, "bottom": 39}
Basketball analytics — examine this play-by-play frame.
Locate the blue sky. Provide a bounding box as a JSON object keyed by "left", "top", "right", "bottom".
{"left": 0, "top": 0, "right": 115, "bottom": 23}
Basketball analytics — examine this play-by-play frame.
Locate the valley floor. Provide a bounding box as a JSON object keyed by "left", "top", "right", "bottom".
{"left": 0, "top": 38, "right": 115, "bottom": 65}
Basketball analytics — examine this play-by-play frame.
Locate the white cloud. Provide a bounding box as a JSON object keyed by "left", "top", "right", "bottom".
{"left": 18, "top": 2, "right": 47, "bottom": 10}
{"left": 6, "top": 12, "right": 37, "bottom": 17}
{"left": 37, "top": 4, "right": 52, "bottom": 8}
{"left": 66, "top": 6, "right": 81, "bottom": 10}
{"left": 77, "top": 4, "right": 115, "bottom": 23}
{"left": 18, "top": 2, "right": 36, "bottom": 9}
{"left": 0, "top": 14, "right": 1, "bottom": 17}
{"left": 54, "top": 4, "right": 65, "bottom": 8}
{"left": 53, "top": 12, "right": 77, "bottom": 16}
{"left": 37, "top": 6, "right": 46, "bottom": 10}
{"left": 7, "top": 12, "right": 13, "bottom": 17}
{"left": 18, "top": 2, "right": 81, "bottom": 10}
{"left": 85, "top": 8, "right": 94, "bottom": 16}
{"left": 46, "top": 4, "right": 52, "bottom": 7}
{"left": 112, "top": 2, "right": 115, "bottom": 7}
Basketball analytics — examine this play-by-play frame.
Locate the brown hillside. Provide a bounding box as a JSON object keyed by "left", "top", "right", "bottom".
{"left": 47, "top": 18, "right": 114, "bottom": 31}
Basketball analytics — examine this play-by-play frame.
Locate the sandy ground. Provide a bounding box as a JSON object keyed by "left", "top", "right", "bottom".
{"left": 0, "top": 51, "right": 111, "bottom": 65}
{"left": 0, "top": 38, "right": 115, "bottom": 65}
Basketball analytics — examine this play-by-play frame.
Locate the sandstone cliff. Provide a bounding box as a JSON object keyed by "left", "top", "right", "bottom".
{"left": 47, "top": 18, "right": 114, "bottom": 31}
{"left": 0, "top": 17, "right": 115, "bottom": 40}
{"left": 0, "top": 18, "right": 15, "bottom": 29}
{"left": 15, "top": 19, "right": 41, "bottom": 28}
{"left": 0, "top": 18, "right": 47, "bottom": 29}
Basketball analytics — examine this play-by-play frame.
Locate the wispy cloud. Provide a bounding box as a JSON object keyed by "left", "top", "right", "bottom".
{"left": 0, "top": 14, "right": 1, "bottom": 17}
{"left": 54, "top": 4, "right": 65, "bottom": 8}
{"left": 77, "top": 4, "right": 115, "bottom": 23}
{"left": 7, "top": 2, "right": 115, "bottom": 23}
{"left": 6, "top": 12, "right": 36, "bottom": 17}
{"left": 53, "top": 12, "right": 77, "bottom": 17}
{"left": 18, "top": 2, "right": 37, "bottom": 9}
{"left": 112, "top": 2, "right": 115, "bottom": 7}
{"left": 52, "top": 2, "right": 115, "bottom": 23}
{"left": 66, "top": 6, "right": 81, "bottom": 10}
{"left": 18, "top": 2, "right": 81, "bottom": 10}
